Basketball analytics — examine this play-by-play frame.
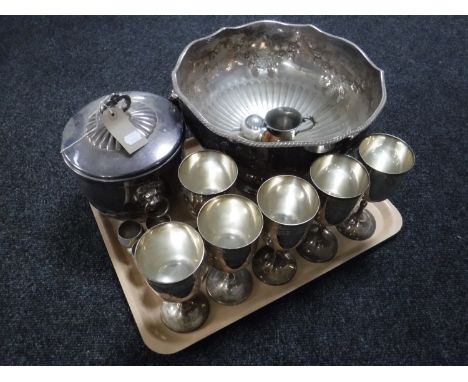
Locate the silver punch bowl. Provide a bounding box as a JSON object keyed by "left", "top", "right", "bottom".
{"left": 172, "top": 20, "right": 386, "bottom": 193}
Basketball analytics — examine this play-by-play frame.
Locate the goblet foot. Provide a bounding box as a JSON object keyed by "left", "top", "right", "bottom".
{"left": 160, "top": 294, "right": 210, "bottom": 333}
{"left": 297, "top": 224, "right": 338, "bottom": 263}
{"left": 206, "top": 268, "right": 253, "bottom": 305}
{"left": 252, "top": 246, "right": 297, "bottom": 286}
{"left": 336, "top": 209, "right": 376, "bottom": 241}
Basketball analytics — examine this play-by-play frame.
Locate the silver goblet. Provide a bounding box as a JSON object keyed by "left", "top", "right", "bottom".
{"left": 337, "top": 133, "right": 415, "bottom": 240}
{"left": 252, "top": 175, "right": 320, "bottom": 286}
{"left": 197, "top": 194, "right": 263, "bottom": 305}
{"left": 178, "top": 150, "right": 238, "bottom": 217}
{"left": 134, "top": 222, "right": 209, "bottom": 333}
{"left": 297, "top": 154, "right": 370, "bottom": 263}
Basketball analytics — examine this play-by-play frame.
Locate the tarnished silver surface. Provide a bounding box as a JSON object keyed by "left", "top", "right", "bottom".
{"left": 298, "top": 154, "right": 369, "bottom": 262}
{"left": 205, "top": 267, "right": 253, "bottom": 306}
{"left": 61, "top": 91, "right": 184, "bottom": 219}
{"left": 135, "top": 178, "right": 170, "bottom": 216}
{"left": 337, "top": 134, "right": 415, "bottom": 240}
{"left": 297, "top": 222, "right": 338, "bottom": 263}
{"left": 117, "top": 220, "right": 144, "bottom": 249}
{"left": 134, "top": 222, "right": 209, "bottom": 332}
{"left": 62, "top": 92, "right": 184, "bottom": 180}
{"left": 160, "top": 294, "right": 210, "bottom": 334}
{"left": 252, "top": 175, "right": 320, "bottom": 285}
{"left": 178, "top": 150, "right": 238, "bottom": 216}
{"left": 336, "top": 203, "right": 376, "bottom": 241}
{"left": 172, "top": 20, "right": 386, "bottom": 150}
{"left": 197, "top": 194, "right": 263, "bottom": 305}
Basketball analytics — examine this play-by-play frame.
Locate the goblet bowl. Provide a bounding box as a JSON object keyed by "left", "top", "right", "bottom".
{"left": 134, "top": 222, "right": 209, "bottom": 332}
{"left": 178, "top": 150, "right": 238, "bottom": 216}
{"left": 359, "top": 133, "right": 415, "bottom": 202}
{"left": 197, "top": 194, "right": 263, "bottom": 305}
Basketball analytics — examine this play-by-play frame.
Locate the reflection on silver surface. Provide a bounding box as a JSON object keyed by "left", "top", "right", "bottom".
{"left": 309, "top": 154, "right": 369, "bottom": 200}
{"left": 298, "top": 154, "right": 369, "bottom": 263}
{"left": 178, "top": 150, "right": 238, "bottom": 216}
{"left": 117, "top": 220, "right": 144, "bottom": 249}
{"left": 253, "top": 175, "right": 320, "bottom": 285}
{"left": 61, "top": 92, "right": 184, "bottom": 219}
{"left": 359, "top": 134, "right": 415, "bottom": 176}
{"left": 337, "top": 133, "right": 415, "bottom": 240}
{"left": 264, "top": 107, "right": 315, "bottom": 141}
{"left": 266, "top": 107, "right": 303, "bottom": 133}
{"left": 257, "top": 175, "right": 320, "bottom": 226}
{"left": 359, "top": 133, "right": 414, "bottom": 203}
{"left": 62, "top": 92, "right": 184, "bottom": 181}
{"left": 240, "top": 114, "right": 266, "bottom": 141}
{"left": 172, "top": 20, "right": 386, "bottom": 150}
{"left": 198, "top": 194, "right": 263, "bottom": 305}
{"left": 134, "top": 222, "right": 209, "bottom": 332}
{"left": 198, "top": 194, "right": 263, "bottom": 250}
{"left": 178, "top": 150, "right": 238, "bottom": 195}
{"left": 135, "top": 222, "right": 204, "bottom": 285}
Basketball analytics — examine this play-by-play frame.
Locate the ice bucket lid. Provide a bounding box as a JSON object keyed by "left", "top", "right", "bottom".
{"left": 61, "top": 91, "right": 184, "bottom": 181}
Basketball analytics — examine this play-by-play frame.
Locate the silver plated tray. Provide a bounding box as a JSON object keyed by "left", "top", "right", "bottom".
{"left": 172, "top": 20, "right": 386, "bottom": 149}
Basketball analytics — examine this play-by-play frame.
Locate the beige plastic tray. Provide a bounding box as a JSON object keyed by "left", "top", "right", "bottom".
{"left": 91, "top": 139, "right": 403, "bottom": 354}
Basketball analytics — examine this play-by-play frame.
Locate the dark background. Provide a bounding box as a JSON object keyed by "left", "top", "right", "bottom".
{"left": 0, "top": 16, "right": 467, "bottom": 365}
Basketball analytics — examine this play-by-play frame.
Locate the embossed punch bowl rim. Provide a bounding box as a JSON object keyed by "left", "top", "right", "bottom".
{"left": 172, "top": 20, "right": 387, "bottom": 148}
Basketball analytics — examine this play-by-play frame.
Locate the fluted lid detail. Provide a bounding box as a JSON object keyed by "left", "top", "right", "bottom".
{"left": 61, "top": 91, "right": 184, "bottom": 181}
{"left": 85, "top": 102, "right": 157, "bottom": 151}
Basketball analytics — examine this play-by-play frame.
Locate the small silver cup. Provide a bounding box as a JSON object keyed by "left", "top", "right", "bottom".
{"left": 337, "top": 134, "right": 415, "bottom": 240}
{"left": 265, "top": 107, "right": 303, "bottom": 140}
{"left": 240, "top": 107, "right": 315, "bottom": 142}
{"left": 134, "top": 222, "right": 209, "bottom": 333}
{"left": 297, "top": 154, "right": 370, "bottom": 262}
{"left": 178, "top": 150, "right": 238, "bottom": 217}
{"left": 252, "top": 175, "right": 320, "bottom": 286}
{"left": 197, "top": 194, "right": 263, "bottom": 305}
{"left": 117, "top": 220, "right": 144, "bottom": 253}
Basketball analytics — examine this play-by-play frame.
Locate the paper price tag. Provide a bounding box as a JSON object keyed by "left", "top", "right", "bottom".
{"left": 102, "top": 108, "right": 148, "bottom": 154}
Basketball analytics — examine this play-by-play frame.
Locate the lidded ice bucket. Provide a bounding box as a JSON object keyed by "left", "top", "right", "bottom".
{"left": 61, "top": 91, "right": 185, "bottom": 219}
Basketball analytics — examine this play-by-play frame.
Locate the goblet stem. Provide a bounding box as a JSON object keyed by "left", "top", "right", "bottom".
{"left": 336, "top": 197, "right": 376, "bottom": 241}
{"left": 252, "top": 246, "right": 297, "bottom": 286}
{"left": 354, "top": 197, "right": 368, "bottom": 220}
{"left": 226, "top": 272, "right": 235, "bottom": 283}
{"left": 264, "top": 250, "right": 288, "bottom": 271}
{"left": 345, "top": 197, "right": 368, "bottom": 226}
{"left": 160, "top": 294, "right": 210, "bottom": 333}
{"left": 297, "top": 220, "right": 338, "bottom": 263}
{"left": 205, "top": 267, "right": 253, "bottom": 305}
